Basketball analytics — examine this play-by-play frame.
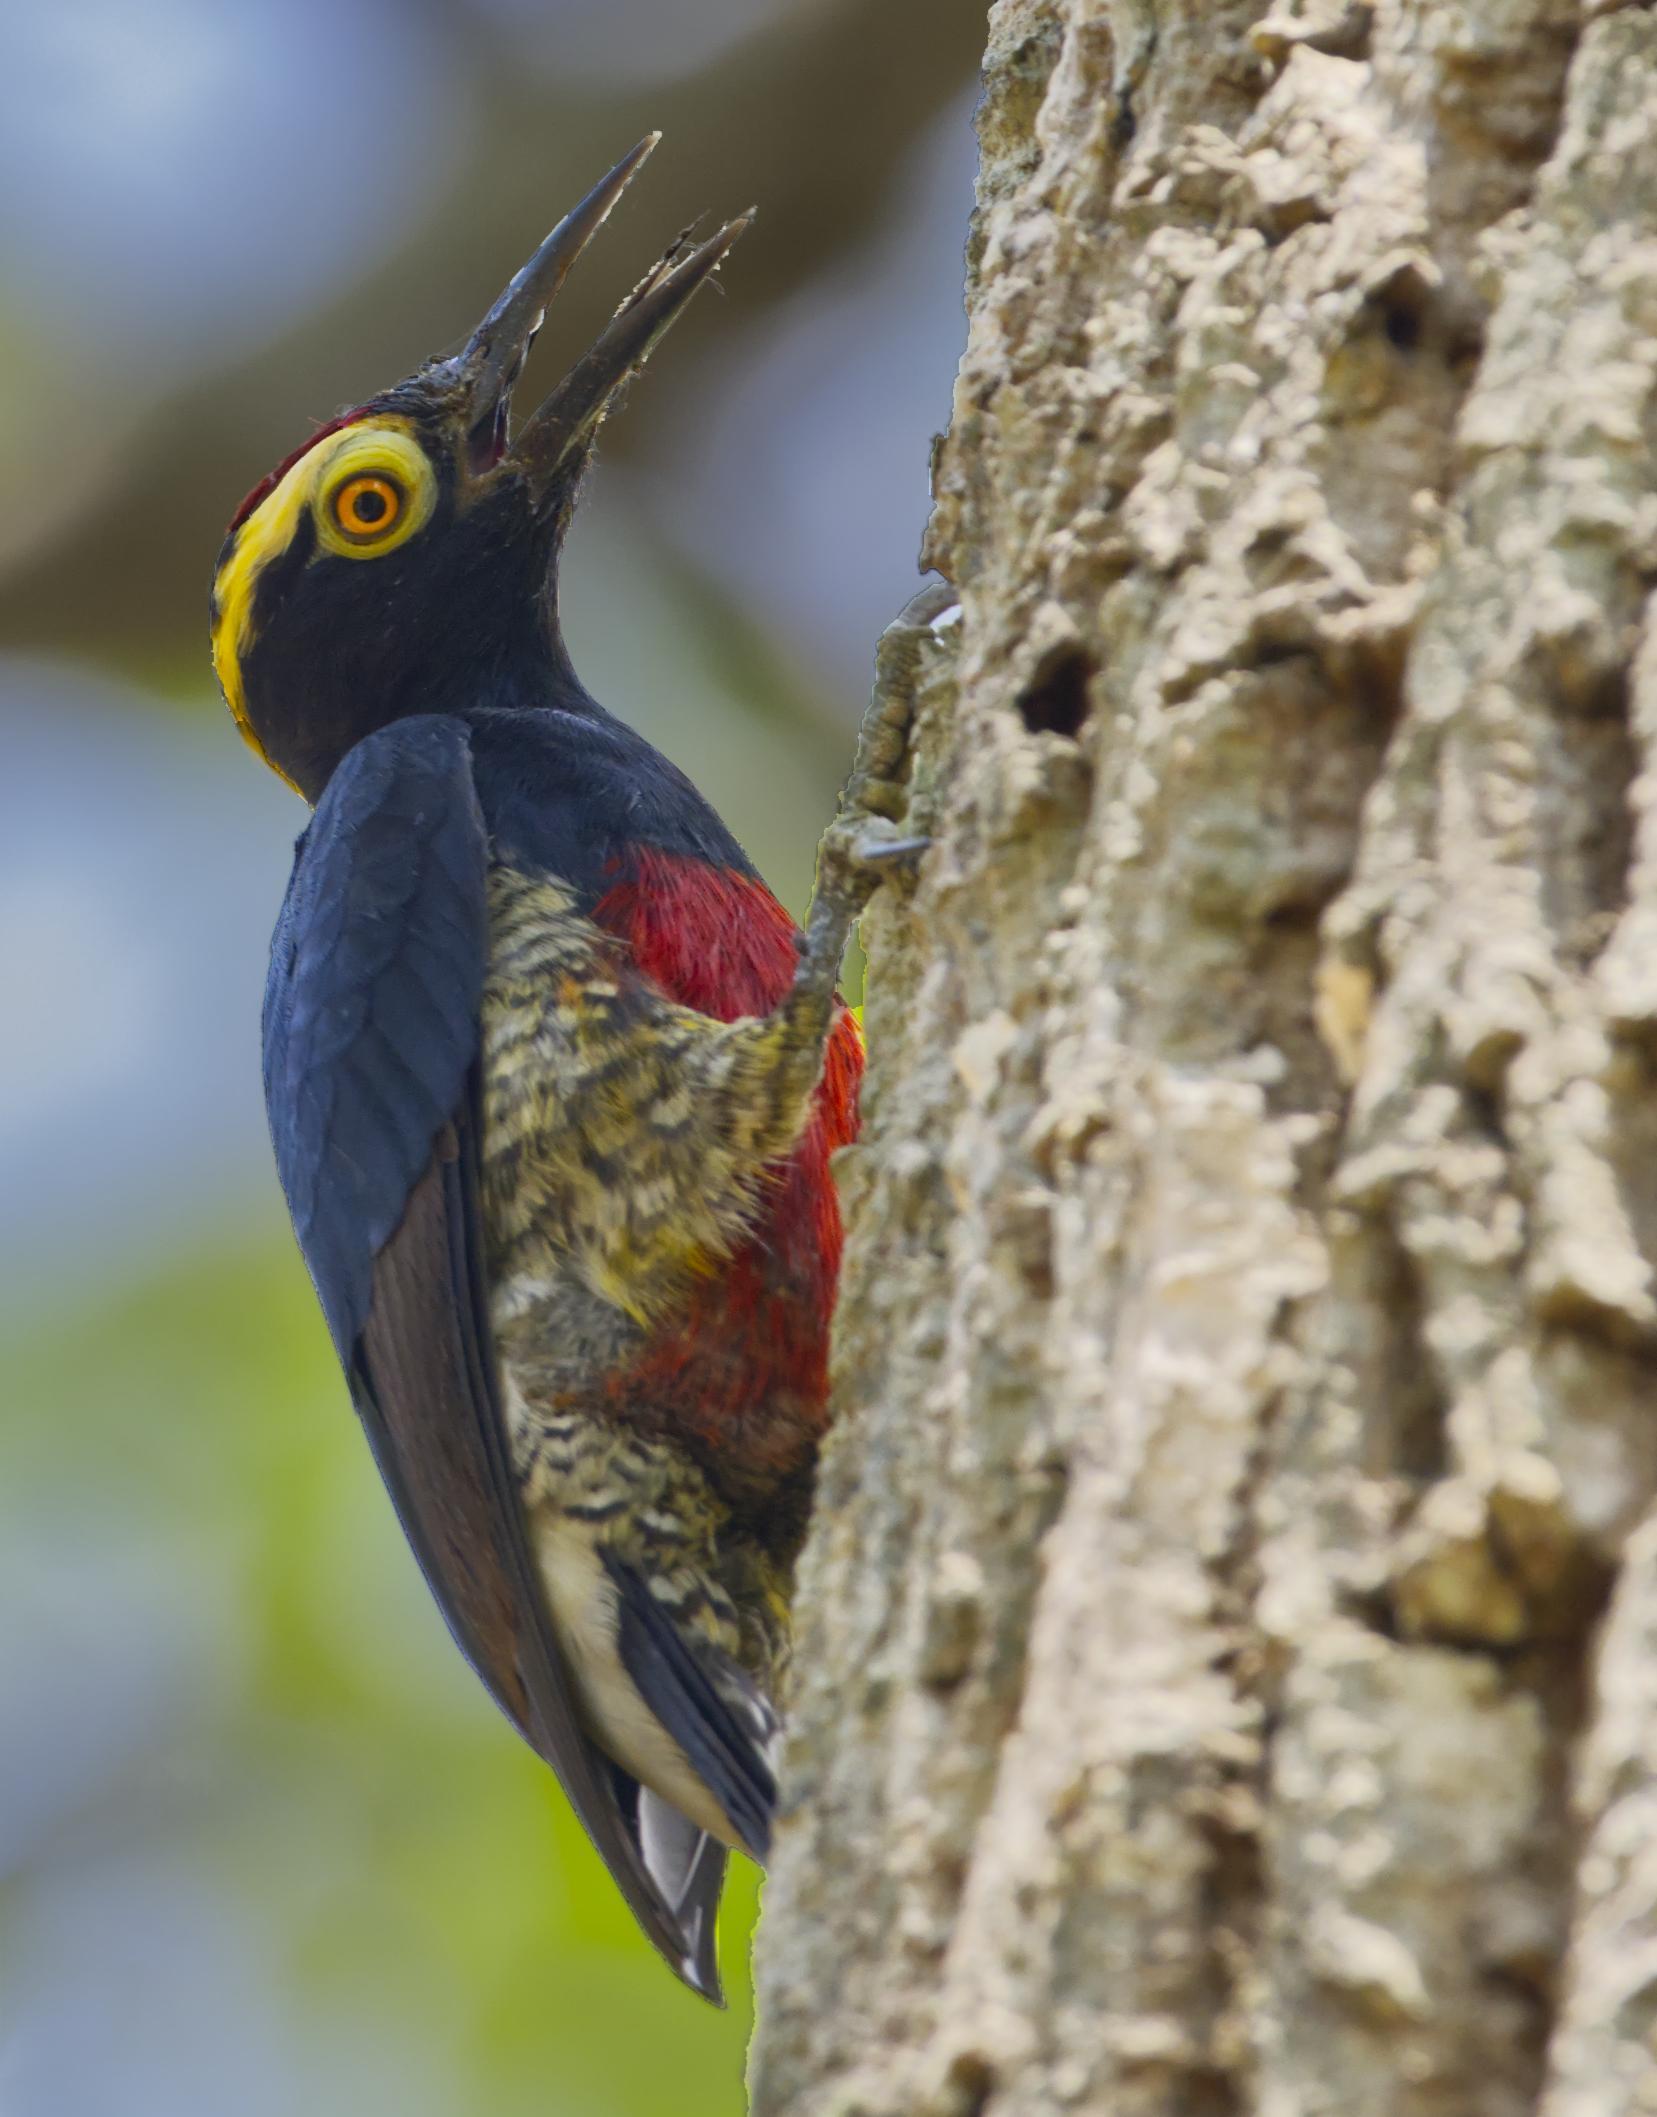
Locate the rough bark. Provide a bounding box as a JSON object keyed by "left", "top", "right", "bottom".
{"left": 749, "top": 3, "right": 1657, "bottom": 2112}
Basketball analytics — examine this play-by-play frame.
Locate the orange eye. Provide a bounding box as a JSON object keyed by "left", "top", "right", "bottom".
{"left": 331, "top": 473, "right": 404, "bottom": 541}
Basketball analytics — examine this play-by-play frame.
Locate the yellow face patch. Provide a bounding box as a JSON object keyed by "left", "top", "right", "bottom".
{"left": 210, "top": 416, "right": 439, "bottom": 792}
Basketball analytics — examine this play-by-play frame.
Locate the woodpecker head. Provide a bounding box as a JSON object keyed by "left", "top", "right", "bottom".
{"left": 211, "top": 137, "right": 746, "bottom": 802}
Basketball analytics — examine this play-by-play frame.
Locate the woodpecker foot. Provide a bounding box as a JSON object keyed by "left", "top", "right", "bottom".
{"left": 795, "top": 582, "right": 951, "bottom": 1001}
{"left": 798, "top": 812, "right": 894, "bottom": 994}
{"left": 844, "top": 579, "right": 955, "bottom": 830}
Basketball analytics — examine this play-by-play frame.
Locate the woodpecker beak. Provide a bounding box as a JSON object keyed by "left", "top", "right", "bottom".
{"left": 454, "top": 136, "right": 750, "bottom": 502}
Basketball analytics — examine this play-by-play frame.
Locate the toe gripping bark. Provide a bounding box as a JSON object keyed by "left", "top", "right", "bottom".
{"left": 793, "top": 582, "right": 952, "bottom": 1014}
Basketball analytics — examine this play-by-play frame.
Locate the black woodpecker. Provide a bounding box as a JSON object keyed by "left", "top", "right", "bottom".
{"left": 209, "top": 136, "right": 919, "bottom": 2000}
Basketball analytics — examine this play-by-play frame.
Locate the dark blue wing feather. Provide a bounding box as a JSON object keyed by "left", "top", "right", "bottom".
{"left": 260, "top": 716, "right": 723, "bottom": 2000}
{"left": 262, "top": 716, "right": 488, "bottom": 1357}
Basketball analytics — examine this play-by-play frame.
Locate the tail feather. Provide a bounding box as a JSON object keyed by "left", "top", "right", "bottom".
{"left": 639, "top": 1791, "right": 729, "bottom": 2002}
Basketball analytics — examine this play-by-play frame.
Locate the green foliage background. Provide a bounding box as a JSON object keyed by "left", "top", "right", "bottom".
{"left": 5, "top": 1234, "right": 760, "bottom": 2112}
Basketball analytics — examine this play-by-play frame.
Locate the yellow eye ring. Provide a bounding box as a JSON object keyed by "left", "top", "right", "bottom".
{"left": 311, "top": 423, "right": 436, "bottom": 561}
{"left": 331, "top": 472, "right": 404, "bottom": 542}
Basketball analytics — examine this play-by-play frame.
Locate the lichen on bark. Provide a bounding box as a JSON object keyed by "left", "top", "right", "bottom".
{"left": 750, "top": 5, "right": 1657, "bottom": 2113}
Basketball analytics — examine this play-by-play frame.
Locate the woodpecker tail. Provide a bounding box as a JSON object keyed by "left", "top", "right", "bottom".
{"left": 638, "top": 1792, "right": 728, "bottom": 1999}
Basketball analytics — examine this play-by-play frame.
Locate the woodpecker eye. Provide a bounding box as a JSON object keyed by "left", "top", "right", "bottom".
{"left": 310, "top": 422, "right": 437, "bottom": 560}
{"left": 331, "top": 473, "right": 405, "bottom": 542}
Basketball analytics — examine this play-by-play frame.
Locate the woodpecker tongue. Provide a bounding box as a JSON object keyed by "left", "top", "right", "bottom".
{"left": 456, "top": 133, "right": 661, "bottom": 471}
{"left": 506, "top": 211, "right": 752, "bottom": 500}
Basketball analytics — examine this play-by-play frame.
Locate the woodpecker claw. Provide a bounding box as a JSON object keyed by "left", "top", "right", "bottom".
{"left": 852, "top": 831, "right": 931, "bottom": 867}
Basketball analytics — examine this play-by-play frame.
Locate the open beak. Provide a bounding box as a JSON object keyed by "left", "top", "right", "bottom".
{"left": 452, "top": 136, "right": 750, "bottom": 499}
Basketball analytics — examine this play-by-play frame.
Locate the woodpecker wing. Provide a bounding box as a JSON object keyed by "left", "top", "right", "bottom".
{"left": 261, "top": 715, "right": 718, "bottom": 1997}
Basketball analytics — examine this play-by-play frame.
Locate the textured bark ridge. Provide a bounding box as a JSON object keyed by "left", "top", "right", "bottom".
{"left": 750, "top": 5, "right": 1657, "bottom": 2114}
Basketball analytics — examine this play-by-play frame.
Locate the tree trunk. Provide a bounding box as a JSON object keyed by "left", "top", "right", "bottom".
{"left": 748, "top": 2, "right": 1657, "bottom": 2112}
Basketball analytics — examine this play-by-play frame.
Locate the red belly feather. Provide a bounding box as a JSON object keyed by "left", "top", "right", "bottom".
{"left": 592, "top": 849, "right": 862, "bottom": 1474}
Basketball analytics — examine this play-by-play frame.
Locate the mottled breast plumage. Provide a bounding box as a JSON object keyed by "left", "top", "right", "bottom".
{"left": 477, "top": 847, "right": 856, "bottom": 1855}
{"left": 481, "top": 860, "right": 844, "bottom": 1387}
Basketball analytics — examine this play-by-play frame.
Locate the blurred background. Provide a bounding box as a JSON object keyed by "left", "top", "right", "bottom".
{"left": 0, "top": 4, "right": 980, "bottom": 2111}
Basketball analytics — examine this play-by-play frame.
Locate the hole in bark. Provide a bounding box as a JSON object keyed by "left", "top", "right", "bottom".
{"left": 1190, "top": 1865, "right": 1255, "bottom": 2117}
{"left": 1362, "top": 259, "right": 1436, "bottom": 358}
{"left": 1464, "top": 1080, "right": 1513, "bottom": 1149}
{"left": 1242, "top": 638, "right": 1318, "bottom": 676}
{"left": 1343, "top": 1581, "right": 1402, "bottom": 1642}
{"left": 1479, "top": 1963, "right": 1556, "bottom": 2094}
{"left": 1366, "top": 1220, "right": 1448, "bottom": 1484}
{"left": 1262, "top": 894, "right": 1327, "bottom": 935}
{"left": 1183, "top": 2070, "right": 1249, "bottom": 2117}
{"left": 945, "top": 2051, "right": 997, "bottom": 2117}
{"left": 1555, "top": 661, "right": 1638, "bottom": 952}
{"left": 1016, "top": 646, "right": 1094, "bottom": 739}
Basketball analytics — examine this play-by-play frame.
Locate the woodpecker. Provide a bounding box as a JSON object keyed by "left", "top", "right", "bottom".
{"left": 210, "top": 138, "right": 919, "bottom": 2001}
